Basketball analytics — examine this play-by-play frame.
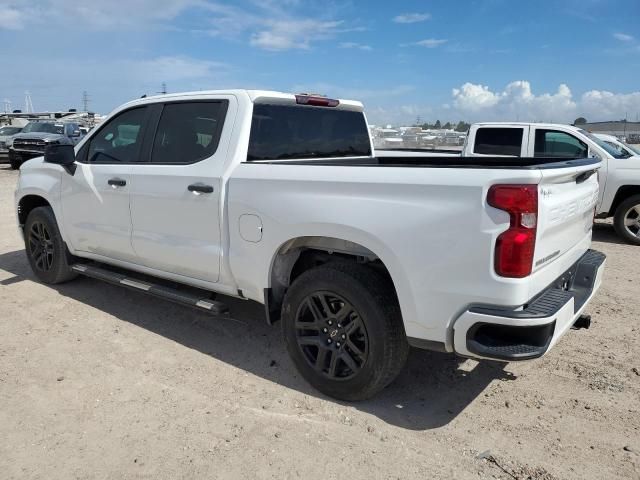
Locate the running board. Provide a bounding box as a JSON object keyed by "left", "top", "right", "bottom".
{"left": 71, "top": 264, "right": 229, "bottom": 315}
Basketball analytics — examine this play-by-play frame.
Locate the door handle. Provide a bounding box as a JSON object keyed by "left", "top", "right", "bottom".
{"left": 188, "top": 183, "right": 214, "bottom": 194}
{"left": 108, "top": 178, "right": 127, "bottom": 187}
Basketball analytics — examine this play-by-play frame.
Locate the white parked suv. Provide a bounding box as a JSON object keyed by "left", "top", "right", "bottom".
{"left": 15, "top": 91, "right": 605, "bottom": 400}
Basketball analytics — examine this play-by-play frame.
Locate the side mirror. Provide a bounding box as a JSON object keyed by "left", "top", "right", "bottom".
{"left": 44, "top": 144, "right": 76, "bottom": 174}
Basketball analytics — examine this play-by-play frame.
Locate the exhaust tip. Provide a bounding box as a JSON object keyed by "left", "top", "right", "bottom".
{"left": 572, "top": 314, "right": 591, "bottom": 330}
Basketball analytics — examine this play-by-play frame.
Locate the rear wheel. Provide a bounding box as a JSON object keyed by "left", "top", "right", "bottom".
{"left": 613, "top": 195, "right": 640, "bottom": 245}
{"left": 281, "top": 263, "right": 409, "bottom": 401}
{"left": 24, "top": 206, "right": 78, "bottom": 284}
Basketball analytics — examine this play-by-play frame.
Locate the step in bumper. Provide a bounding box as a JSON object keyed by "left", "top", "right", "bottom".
{"left": 452, "top": 250, "right": 606, "bottom": 361}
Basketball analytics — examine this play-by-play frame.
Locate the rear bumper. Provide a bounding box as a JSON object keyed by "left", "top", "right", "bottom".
{"left": 452, "top": 249, "right": 606, "bottom": 361}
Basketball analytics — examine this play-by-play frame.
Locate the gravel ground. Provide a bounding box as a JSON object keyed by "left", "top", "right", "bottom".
{"left": 0, "top": 165, "right": 638, "bottom": 480}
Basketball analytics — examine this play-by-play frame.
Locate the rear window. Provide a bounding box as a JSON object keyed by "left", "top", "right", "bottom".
{"left": 247, "top": 104, "right": 371, "bottom": 161}
{"left": 474, "top": 127, "right": 523, "bottom": 156}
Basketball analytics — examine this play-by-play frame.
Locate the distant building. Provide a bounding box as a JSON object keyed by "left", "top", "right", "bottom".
{"left": 579, "top": 121, "right": 640, "bottom": 143}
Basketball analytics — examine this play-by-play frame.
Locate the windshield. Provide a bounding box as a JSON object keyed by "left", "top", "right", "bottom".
{"left": 0, "top": 127, "right": 22, "bottom": 135}
{"left": 22, "top": 122, "right": 65, "bottom": 135}
{"left": 579, "top": 129, "right": 630, "bottom": 159}
{"left": 625, "top": 143, "right": 640, "bottom": 155}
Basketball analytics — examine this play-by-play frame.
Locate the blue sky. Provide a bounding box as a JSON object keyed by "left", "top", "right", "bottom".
{"left": 1, "top": 0, "right": 639, "bottom": 124}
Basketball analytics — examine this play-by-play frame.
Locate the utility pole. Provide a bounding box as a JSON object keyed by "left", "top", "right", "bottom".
{"left": 159, "top": 82, "right": 167, "bottom": 95}
{"left": 2, "top": 99, "right": 10, "bottom": 114}
{"left": 82, "top": 91, "right": 90, "bottom": 112}
{"left": 24, "top": 91, "right": 34, "bottom": 113}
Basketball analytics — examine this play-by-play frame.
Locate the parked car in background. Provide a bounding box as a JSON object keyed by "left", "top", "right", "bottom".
{"left": 0, "top": 125, "right": 24, "bottom": 159}
{"left": 373, "top": 128, "right": 404, "bottom": 148}
{"left": 380, "top": 122, "right": 640, "bottom": 245}
{"left": 15, "top": 91, "right": 604, "bottom": 400}
{"left": 8, "top": 120, "right": 84, "bottom": 169}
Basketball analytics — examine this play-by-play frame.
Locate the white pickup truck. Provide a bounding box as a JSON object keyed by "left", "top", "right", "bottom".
{"left": 386, "top": 122, "right": 640, "bottom": 244}
{"left": 15, "top": 91, "right": 605, "bottom": 400}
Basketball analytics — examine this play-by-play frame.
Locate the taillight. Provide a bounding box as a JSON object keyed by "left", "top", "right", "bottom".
{"left": 487, "top": 184, "right": 538, "bottom": 278}
{"left": 295, "top": 94, "right": 340, "bottom": 107}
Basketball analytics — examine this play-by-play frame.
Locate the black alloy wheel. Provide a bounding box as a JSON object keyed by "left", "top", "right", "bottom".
{"left": 281, "top": 263, "right": 409, "bottom": 401}
{"left": 28, "top": 221, "right": 55, "bottom": 272}
{"left": 23, "top": 206, "right": 78, "bottom": 284}
{"left": 295, "top": 291, "right": 369, "bottom": 380}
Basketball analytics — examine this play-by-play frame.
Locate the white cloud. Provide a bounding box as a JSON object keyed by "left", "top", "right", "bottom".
{"left": 393, "top": 13, "right": 431, "bottom": 24}
{"left": 452, "top": 81, "right": 576, "bottom": 121}
{"left": 581, "top": 89, "right": 640, "bottom": 119}
{"left": 0, "top": 0, "right": 202, "bottom": 29}
{"left": 613, "top": 32, "right": 634, "bottom": 42}
{"left": 2, "top": 1, "right": 358, "bottom": 51}
{"left": 412, "top": 38, "right": 448, "bottom": 48}
{"left": 449, "top": 80, "right": 640, "bottom": 123}
{"left": 250, "top": 19, "right": 344, "bottom": 50}
{"left": 130, "top": 56, "right": 228, "bottom": 82}
{"left": 0, "top": 4, "right": 24, "bottom": 29}
{"left": 339, "top": 42, "right": 372, "bottom": 51}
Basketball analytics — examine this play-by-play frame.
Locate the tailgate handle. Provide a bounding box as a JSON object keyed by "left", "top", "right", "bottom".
{"left": 575, "top": 169, "right": 596, "bottom": 184}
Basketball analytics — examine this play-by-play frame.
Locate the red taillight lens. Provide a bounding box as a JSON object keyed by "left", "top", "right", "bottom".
{"left": 488, "top": 184, "right": 538, "bottom": 278}
{"left": 295, "top": 94, "right": 340, "bottom": 107}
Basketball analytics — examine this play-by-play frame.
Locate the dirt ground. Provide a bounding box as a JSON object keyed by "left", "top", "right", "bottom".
{"left": 0, "top": 165, "right": 638, "bottom": 480}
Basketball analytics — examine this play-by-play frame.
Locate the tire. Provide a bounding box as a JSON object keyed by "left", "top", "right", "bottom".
{"left": 613, "top": 194, "right": 640, "bottom": 246}
{"left": 281, "top": 262, "right": 409, "bottom": 401}
{"left": 8, "top": 151, "right": 21, "bottom": 170}
{"left": 24, "top": 206, "right": 78, "bottom": 284}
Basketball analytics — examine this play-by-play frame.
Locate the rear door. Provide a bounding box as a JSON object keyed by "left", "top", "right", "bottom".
{"left": 128, "top": 97, "right": 234, "bottom": 283}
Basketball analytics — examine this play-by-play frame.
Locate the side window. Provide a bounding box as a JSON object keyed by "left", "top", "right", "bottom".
{"left": 150, "top": 101, "right": 228, "bottom": 164}
{"left": 534, "top": 130, "right": 587, "bottom": 158}
{"left": 87, "top": 107, "right": 147, "bottom": 163}
{"left": 474, "top": 128, "right": 523, "bottom": 156}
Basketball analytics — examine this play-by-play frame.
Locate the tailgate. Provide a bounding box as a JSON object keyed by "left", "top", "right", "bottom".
{"left": 534, "top": 164, "right": 600, "bottom": 273}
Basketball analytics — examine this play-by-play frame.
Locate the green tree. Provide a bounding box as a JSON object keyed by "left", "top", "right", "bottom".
{"left": 443, "top": 122, "right": 452, "bottom": 129}
{"left": 455, "top": 121, "right": 471, "bottom": 132}
{"left": 574, "top": 117, "right": 587, "bottom": 125}
{"left": 434, "top": 120, "right": 442, "bottom": 129}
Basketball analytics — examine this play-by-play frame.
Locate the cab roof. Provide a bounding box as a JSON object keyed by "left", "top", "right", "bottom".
{"left": 119, "top": 89, "right": 364, "bottom": 112}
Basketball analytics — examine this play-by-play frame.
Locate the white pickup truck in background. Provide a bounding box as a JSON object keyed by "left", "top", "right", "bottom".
{"left": 381, "top": 122, "right": 640, "bottom": 245}
{"left": 15, "top": 91, "right": 605, "bottom": 400}
{"left": 464, "top": 123, "right": 640, "bottom": 245}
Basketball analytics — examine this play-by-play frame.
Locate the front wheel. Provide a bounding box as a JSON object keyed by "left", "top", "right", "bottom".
{"left": 613, "top": 195, "right": 640, "bottom": 245}
{"left": 24, "top": 206, "right": 78, "bottom": 284}
{"left": 8, "top": 151, "right": 21, "bottom": 170}
{"left": 281, "top": 263, "right": 409, "bottom": 401}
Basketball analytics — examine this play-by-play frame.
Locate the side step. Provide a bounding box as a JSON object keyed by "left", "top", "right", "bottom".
{"left": 71, "top": 264, "right": 229, "bottom": 315}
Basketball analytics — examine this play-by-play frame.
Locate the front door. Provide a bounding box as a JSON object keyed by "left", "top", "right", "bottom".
{"left": 128, "top": 98, "right": 233, "bottom": 283}
{"left": 60, "top": 107, "right": 150, "bottom": 262}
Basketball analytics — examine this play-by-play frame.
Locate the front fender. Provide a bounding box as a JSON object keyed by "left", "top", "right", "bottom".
{"left": 15, "top": 159, "right": 66, "bottom": 241}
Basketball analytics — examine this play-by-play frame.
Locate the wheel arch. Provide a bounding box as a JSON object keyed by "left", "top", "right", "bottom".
{"left": 264, "top": 235, "right": 407, "bottom": 325}
{"left": 607, "top": 185, "right": 640, "bottom": 217}
{"left": 17, "top": 194, "right": 53, "bottom": 228}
